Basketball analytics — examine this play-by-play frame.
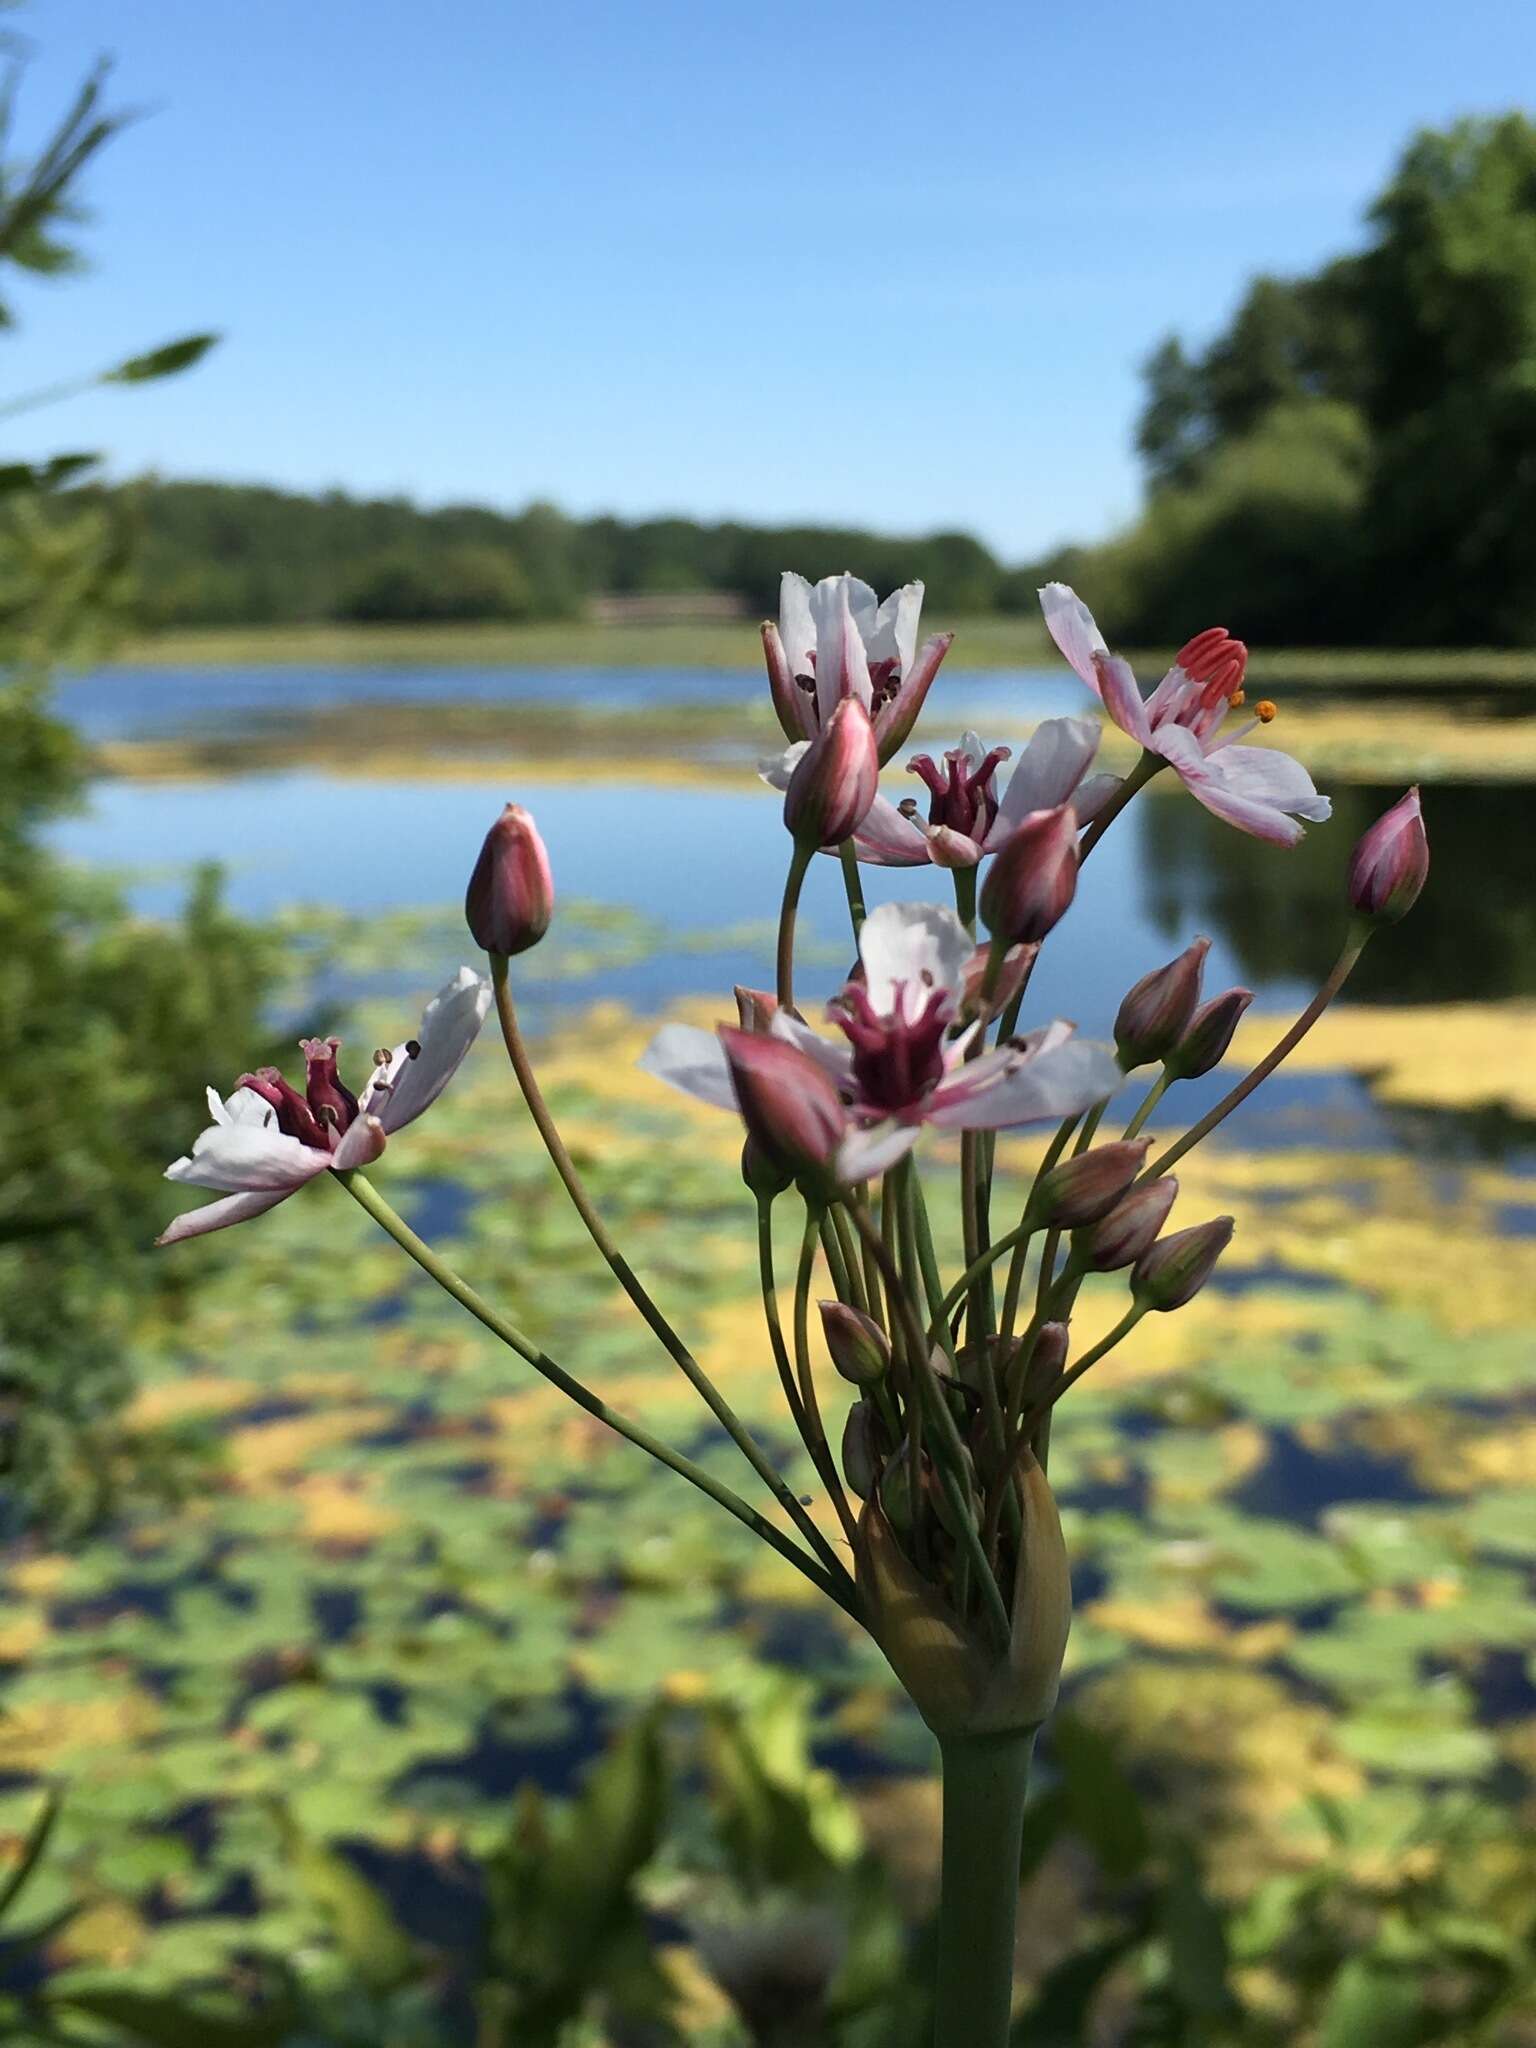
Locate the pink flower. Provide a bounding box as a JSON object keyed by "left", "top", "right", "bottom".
{"left": 850, "top": 717, "right": 1118, "bottom": 869}
{"left": 1039, "top": 583, "right": 1331, "bottom": 848}
{"left": 639, "top": 902, "right": 1121, "bottom": 1182}
{"left": 465, "top": 803, "right": 554, "bottom": 957}
{"left": 158, "top": 968, "right": 491, "bottom": 1244}
{"left": 762, "top": 572, "right": 953, "bottom": 764}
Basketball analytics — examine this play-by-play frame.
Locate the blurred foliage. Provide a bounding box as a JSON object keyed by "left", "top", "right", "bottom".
{"left": 1051, "top": 112, "right": 1536, "bottom": 647}
{"left": 0, "top": 36, "right": 262, "bottom": 1531}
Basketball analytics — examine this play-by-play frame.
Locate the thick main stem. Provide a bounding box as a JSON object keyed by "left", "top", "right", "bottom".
{"left": 934, "top": 1731, "right": 1036, "bottom": 2048}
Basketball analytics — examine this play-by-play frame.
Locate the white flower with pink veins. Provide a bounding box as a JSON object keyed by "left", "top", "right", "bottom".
{"left": 158, "top": 967, "right": 491, "bottom": 1244}
{"left": 640, "top": 902, "right": 1122, "bottom": 1181}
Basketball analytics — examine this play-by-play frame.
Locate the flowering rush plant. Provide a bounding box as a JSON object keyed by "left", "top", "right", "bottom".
{"left": 161, "top": 575, "right": 1428, "bottom": 2047}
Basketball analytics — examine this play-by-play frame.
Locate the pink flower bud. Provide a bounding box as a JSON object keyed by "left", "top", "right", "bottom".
{"left": 1347, "top": 787, "right": 1428, "bottom": 925}
{"left": 740, "top": 1134, "right": 793, "bottom": 1202}
{"left": 1033, "top": 1140, "right": 1150, "bottom": 1228}
{"left": 978, "top": 803, "right": 1079, "bottom": 946}
{"left": 1074, "top": 1176, "right": 1178, "bottom": 1271}
{"left": 1015, "top": 1319, "right": 1069, "bottom": 1407}
{"left": 819, "top": 1300, "right": 891, "bottom": 1385}
{"left": 1132, "top": 1214, "right": 1234, "bottom": 1311}
{"left": 1114, "top": 937, "right": 1210, "bottom": 1068}
{"left": 842, "top": 1401, "right": 879, "bottom": 1498}
{"left": 1167, "top": 988, "right": 1252, "bottom": 1078}
{"left": 718, "top": 1026, "right": 848, "bottom": 1183}
{"left": 465, "top": 803, "right": 553, "bottom": 957}
{"left": 783, "top": 696, "right": 880, "bottom": 848}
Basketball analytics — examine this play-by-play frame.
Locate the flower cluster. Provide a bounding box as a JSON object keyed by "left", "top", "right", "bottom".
{"left": 159, "top": 571, "right": 1428, "bottom": 1752}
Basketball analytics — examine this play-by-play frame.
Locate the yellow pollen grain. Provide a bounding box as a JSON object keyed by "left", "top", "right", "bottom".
{"left": 1255, "top": 699, "right": 1278, "bottom": 723}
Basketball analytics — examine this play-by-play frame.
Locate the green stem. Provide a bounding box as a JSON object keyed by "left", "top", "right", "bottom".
{"left": 335, "top": 1170, "right": 856, "bottom": 1613}
{"left": 1122, "top": 1068, "right": 1171, "bottom": 1141}
{"left": 776, "top": 839, "right": 815, "bottom": 1014}
{"left": 491, "top": 961, "right": 839, "bottom": 1578}
{"left": 952, "top": 864, "right": 978, "bottom": 937}
{"left": 934, "top": 1731, "right": 1036, "bottom": 2048}
{"left": 795, "top": 1206, "right": 860, "bottom": 1551}
{"left": 1029, "top": 1303, "right": 1145, "bottom": 1420}
{"left": 1142, "top": 927, "right": 1371, "bottom": 1182}
{"left": 1077, "top": 749, "right": 1163, "bottom": 862}
{"left": 999, "top": 1114, "right": 1077, "bottom": 1343}
{"left": 838, "top": 838, "right": 867, "bottom": 941}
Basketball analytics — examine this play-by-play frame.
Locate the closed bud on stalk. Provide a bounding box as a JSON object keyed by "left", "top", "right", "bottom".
{"left": 1132, "top": 1214, "right": 1234, "bottom": 1311}
{"left": 819, "top": 1299, "right": 890, "bottom": 1385}
{"left": 979, "top": 803, "right": 1079, "bottom": 946}
{"left": 1074, "top": 1176, "right": 1178, "bottom": 1271}
{"left": 1115, "top": 937, "right": 1210, "bottom": 1068}
{"left": 1033, "top": 1139, "right": 1150, "bottom": 1228}
{"left": 783, "top": 696, "right": 879, "bottom": 848}
{"left": 854, "top": 1449, "right": 1071, "bottom": 1737}
{"left": 464, "top": 803, "right": 553, "bottom": 957}
{"left": 740, "top": 1134, "right": 793, "bottom": 1202}
{"left": 1166, "top": 988, "right": 1252, "bottom": 1078}
{"left": 733, "top": 985, "right": 778, "bottom": 1033}
{"left": 1348, "top": 787, "right": 1428, "bottom": 925}
{"left": 842, "top": 1400, "right": 879, "bottom": 1499}
{"left": 718, "top": 1027, "right": 847, "bottom": 1186}
{"left": 1015, "top": 1319, "right": 1069, "bottom": 1409}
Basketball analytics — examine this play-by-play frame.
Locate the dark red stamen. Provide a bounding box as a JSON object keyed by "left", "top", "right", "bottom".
{"left": 906, "top": 743, "right": 1010, "bottom": 842}
{"left": 834, "top": 980, "right": 951, "bottom": 1111}
{"left": 237, "top": 1066, "right": 331, "bottom": 1150}
{"left": 1174, "top": 626, "right": 1231, "bottom": 680}
{"left": 301, "top": 1035, "right": 360, "bottom": 1136}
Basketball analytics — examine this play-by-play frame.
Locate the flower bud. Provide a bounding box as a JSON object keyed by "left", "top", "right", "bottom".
{"left": 1131, "top": 1214, "right": 1234, "bottom": 1311}
{"left": 464, "top": 803, "right": 553, "bottom": 956}
{"left": 1015, "top": 1319, "right": 1069, "bottom": 1409}
{"left": 1074, "top": 1176, "right": 1178, "bottom": 1271}
{"left": 1114, "top": 937, "right": 1210, "bottom": 1068}
{"left": 718, "top": 1026, "right": 847, "bottom": 1184}
{"left": 1347, "top": 787, "right": 1428, "bottom": 925}
{"left": 978, "top": 804, "right": 1079, "bottom": 945}
{"left": 733, "top": 985, "right": 779, "bottom": 1033}
{"left": 1032, "top": 1139, "right": 1150, "bottom": 1228}
{"left": 842, "top": 1400, "right": 879, "bottom": 1499}
{"left": 783, "top": 696, "right": 879, "bottom": 848}
{"left": 819, "top": 1300, "right": 890, "bottom": 1385}
{"left": 740, "top": 1134, "right": 793, "bottom": 1202}
{"left": 1166, "top": 988, "right": 1252, "bottom": 1078}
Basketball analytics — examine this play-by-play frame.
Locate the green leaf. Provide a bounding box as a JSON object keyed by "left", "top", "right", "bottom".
{"left": 104, "top": 332, "right": 220, "bottom": 384}
{"left": 56, "top": 1988, "right": 296, "bottom": 2048}
{"left": 1049, "top": 1713, "right": 1151, "bottom": 1881}
{"left": 1317, "top": 1954, "right": 1427, "bottom": 2048}
{"left": 276, "top": 1813, "right": 418, "bottom": 1992}
{"left": 0, "top": 1788, "right": 61, "bottom": 1925}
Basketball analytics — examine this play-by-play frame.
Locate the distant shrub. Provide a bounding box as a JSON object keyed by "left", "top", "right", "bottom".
{"left": 338, "top": 542, "right": 535, "bottom": 624}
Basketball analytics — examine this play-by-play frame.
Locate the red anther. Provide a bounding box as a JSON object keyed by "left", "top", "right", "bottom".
{"left": 1197, "top": 646, "right": 1248, "bottom": 708}
{"left": 1173, "top": 626, "right": 1231, "bottom": 680}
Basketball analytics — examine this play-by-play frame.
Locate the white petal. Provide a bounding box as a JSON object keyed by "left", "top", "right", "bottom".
{"left": 926, "top": 1035, "right": 1123, "bottom": 1129}
{"left": 166, "top": 1122, "right": 330, "bottom": 1193}
{"left": 836, "top": 1120, "right": 921, "bottom": 1183}
{"left": 759, "top": 741, "right": 808, "bottom": 794}
{"left": 1071, "top": 772, "right": 1123, "bottom": 825}
{"left": 868, "top": 581, "right": 923, "bottom": 674}
{"left": 851, "top": 795, "right": 929, "bottom": 866}
{"left": 857, "top": 901, "right": 973, "bottom": 1020}
{"left": 779, "top": 572, "right": 816, "bottom": 669}
{"left": 206, "top": 1083, "right": 281, "bottom": 1129}
{"left": 810, "top": 577, "right": 872, "bottom": 723}
{"left": 637, "top": 1023, "right": 738, "bottom": 1110}
{"left": 366, "top": 967, "right": 491, "bottom": 1133}
{"left": 989, "top": 716, "right": 1101, "bottom": 840}
{"left": 156, "top": 1187, "right": 293, "bottom": 1245}
{"left": 1204, "top": 741, "right": 1331, "bottom": 819}
{"left": 332, "top": 1112, "right": 387, "bottom": 1170}
{"left": 1039, "top": 583, "right": 1110, "bottom": 693}
{"left": 1153, "top": 730, "right": 1326, "bottom": 847}
{"left": 1097, "top": 655, "right": 1153, "bottom": 747}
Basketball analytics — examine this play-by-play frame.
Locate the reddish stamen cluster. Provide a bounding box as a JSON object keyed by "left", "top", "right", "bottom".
{"left": 1175, "top": 625, "right": 1249, "bottom": 711}
{"left": 906, "top": 743, "right": 1011, "bottom": 841}
{"left": 238, "top": 1036, "right": 363, "bottom": 1153}
{"left": 833, "top": 980, "right": 950, "bottom": 1112}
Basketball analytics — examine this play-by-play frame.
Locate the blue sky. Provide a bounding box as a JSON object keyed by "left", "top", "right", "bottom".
{"left": 6, "top": 0, "right": 1535, "bottom": 559}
